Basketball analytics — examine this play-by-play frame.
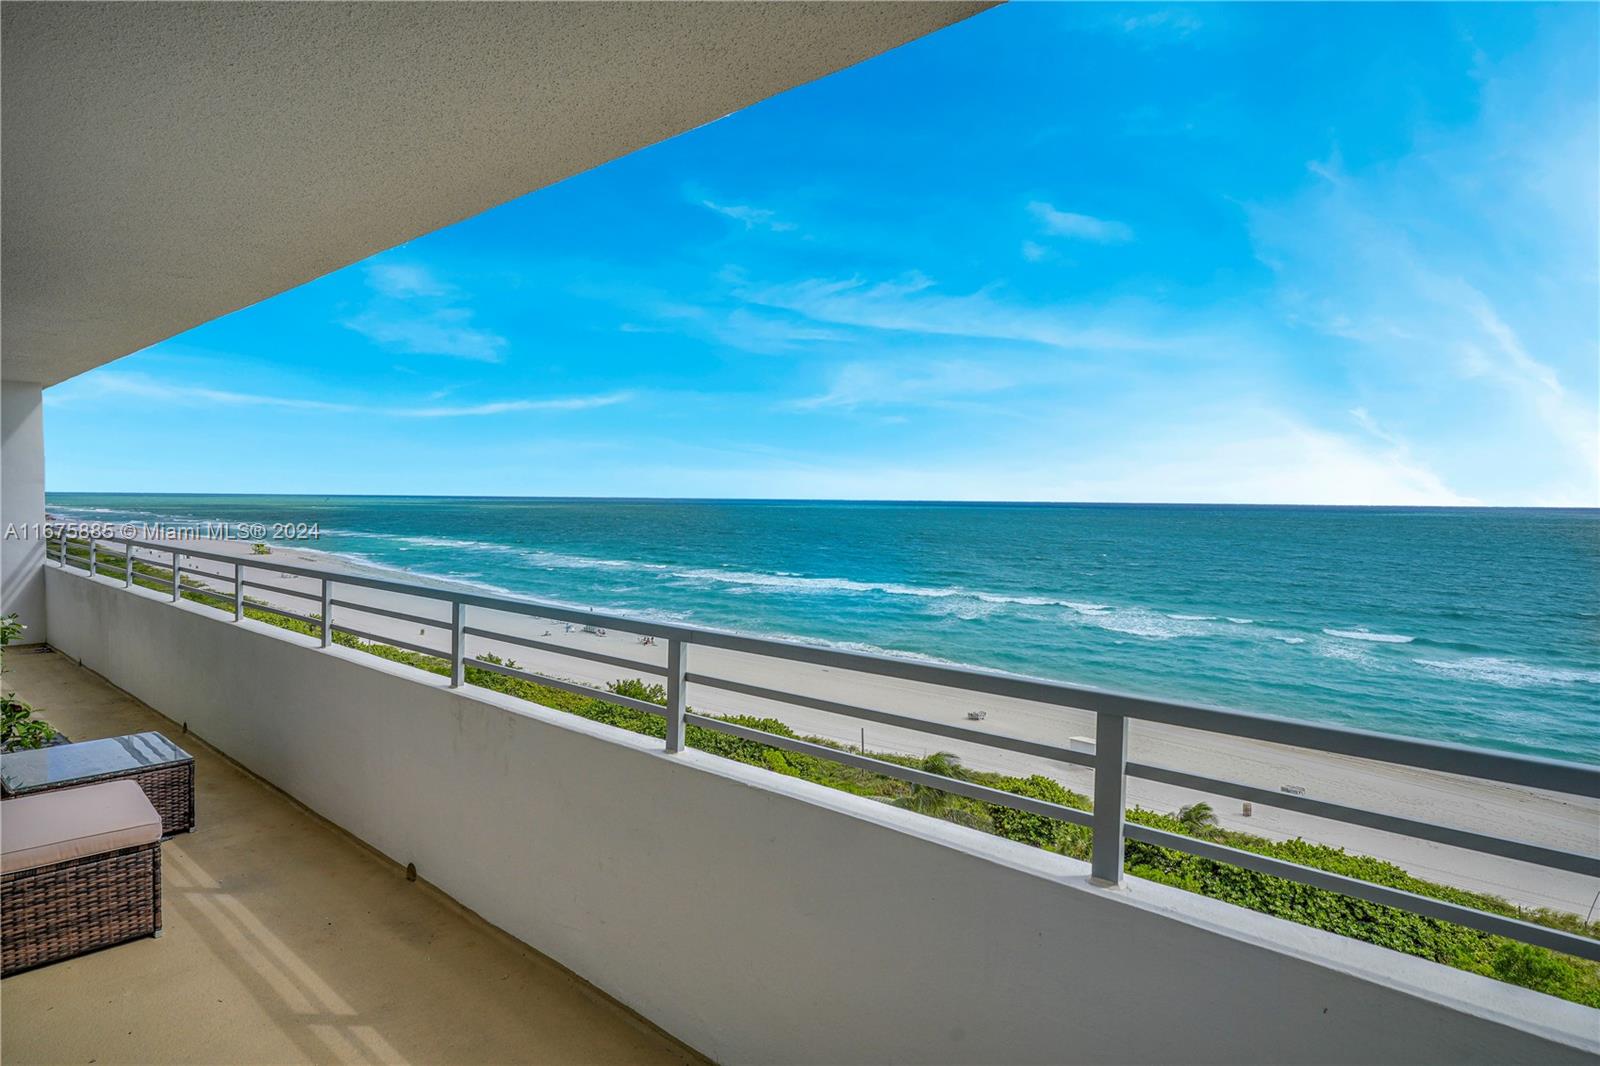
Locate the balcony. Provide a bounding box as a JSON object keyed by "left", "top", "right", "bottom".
{"left": 0, "top": 645, "right": 699, "bottom": 1065}
{"left": 5, "top": 544, "right": 1595, "bottom": 1064}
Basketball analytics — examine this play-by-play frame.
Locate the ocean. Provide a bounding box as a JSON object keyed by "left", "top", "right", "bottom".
{"left": 45, "top": 495, "right": 1600, "bottom": 764}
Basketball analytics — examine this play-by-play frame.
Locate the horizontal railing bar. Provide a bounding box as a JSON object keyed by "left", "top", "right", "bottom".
{"left": 688, "top": 631, "right": 1600, "bottom": 798}
{"left": 245, "top": 604, "right": 323, "bottom": 629}
{"left": 686, "top": 672, "right": 1096, "bottom": 769}
{"left": 687, "top": 713, "right": 1096, "bottom": 829}
{"left": 182, "top": 590, "right": 236, "bottom": 614}
{"left": 330, "top": 624, "right": 447, "bottom": 661}
{"left": 694, "top": 672, "right": 1598, "bottom": 874}
{"left": 330, "top": 597, "right": 449, "bottom": 629}
{"left": 176, "top": 581, "right": 234, "bottom": 601}
{"left": 468, "top": 656, "right": 665, "bottom": 716}
{"left": 82, "top": 536, "right": 1600, "bottom": 799}
{"left": 249, "top": 601, "right": 321, "bottom": 627}
{"left": 1124, "top": 822, "right": 1600, "bottom": 963}
{"left": 241, "top": 579, "right": 321, "bottom": 603}
{"left": 464, "top": 625, "right": 666, "bottom": 676}
{"left": 1125, "top": 761, "right": 1600, "bottom": 877}
{"left": 176, "top": 568, "right": 236, "bottom": 590}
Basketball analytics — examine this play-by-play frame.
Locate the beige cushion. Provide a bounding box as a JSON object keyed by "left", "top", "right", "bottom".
{"left": 2, "top": 780, "right": 162, "bottom": 874}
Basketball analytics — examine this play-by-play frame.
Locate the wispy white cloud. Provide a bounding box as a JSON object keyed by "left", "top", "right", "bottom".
{"left": 700, "top": 199, "right": 796, "bottom": 232}
{"left": 343, "top": 263, "right": 508, "bottom": 362}
{"left": 1246, "top": 82, "right": 1599, "bottom": 504}
{"left": 623, "top": 300, "right": 842, "bottom": 355}
{"left": 739, "top": 272, "right": 1168, "bottom": 352}
{"left": 366, "top": 263, "right": 452, "bottom": 299}
{"left": 1060, "top": 411, "right": 1479, "bottom": 506}
{"left": 1029, "top": 201, "right": 1133, "bottom": 243}
{"left": 1119, "top": 9, "right": 1203, "bottom": 38}
{"left": 342, "top": 310, "right": 508, "bottom": 363}
{"left": 609, "top": 409, "right": 1476, "bottom": 505}
{"left": 47, "top": 372, "right": 629, "bottom": 419}
{"left": 712, "top": 308, "right": 841, "bottom": 352}
{"left": 789, "top": 360, "right": 1019, "bottom": 411}
{"left": 1349, "top": 406, "right": 1403, "bottom": 449}
{"left": 386, "top": 393, "right": 633, "bottom": 418}
{"left": 47, "top": 374, "right": 351, "bottom": 412}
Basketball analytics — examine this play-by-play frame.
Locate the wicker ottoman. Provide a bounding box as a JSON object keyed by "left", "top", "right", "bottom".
{"left": 1, "top": 780, "right": 163, "bottom": 976}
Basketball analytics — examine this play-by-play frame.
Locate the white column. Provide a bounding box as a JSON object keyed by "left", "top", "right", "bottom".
{"left": 1, "top": 380, "right": 48, "bottom": 642}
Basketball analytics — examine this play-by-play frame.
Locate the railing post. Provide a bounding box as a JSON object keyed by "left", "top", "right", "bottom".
{"left": 125, "top": 542, "right": 134, "bottom": 587}
{"left": 171, "top": 550, "right": 181, "bottom": 601}
{"left": 57, "top": 536, "right": 66, "bottom": 566}
{"left": 665, "top": 638, "right": 687, "bottom": 753}
{"left": 449, "top": 601, "right": 465, "bottom": 687}
{"left": 88, "top": 538, "right": 97, "bottom": 578}
{"left": 233, "top": 562, "right": 244, "bottom": 620}
{"left": 1090, "top": 712, "right": 1129, "bottom": 886}
{"left": 320, "top": 578, "right": 333, "bottom": 648}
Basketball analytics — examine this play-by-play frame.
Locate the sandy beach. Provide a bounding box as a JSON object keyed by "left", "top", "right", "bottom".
{"left": 116, "top": 533, "right": 1600, "bottom": 917}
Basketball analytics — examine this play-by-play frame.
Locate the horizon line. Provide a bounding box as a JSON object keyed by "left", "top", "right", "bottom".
{"left": 42, "top": 491, "right": 1600, "bottom": 511}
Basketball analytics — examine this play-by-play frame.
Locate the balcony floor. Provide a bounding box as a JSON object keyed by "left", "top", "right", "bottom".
{"left": 0, "top": 646, "right": 702, "bottom": 1065}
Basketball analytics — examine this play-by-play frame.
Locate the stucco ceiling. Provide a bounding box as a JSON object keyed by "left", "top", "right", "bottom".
{"left": 1, "top": 1, "right": 989, "bottom": 387}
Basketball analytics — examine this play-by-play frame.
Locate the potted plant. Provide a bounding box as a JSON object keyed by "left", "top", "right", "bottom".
{"left": 1, "top": 614, "right": 65, "bottom": 751}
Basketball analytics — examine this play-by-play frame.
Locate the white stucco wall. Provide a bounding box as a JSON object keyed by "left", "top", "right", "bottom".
{"left": 44, "top": 567, "right": 1600, "bottom": 1064}
{"left": 1, "top": 380, "right": 47, "bottom": 639}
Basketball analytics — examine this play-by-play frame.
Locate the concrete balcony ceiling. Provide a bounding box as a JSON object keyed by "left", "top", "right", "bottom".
{"left": 0, "top": 2, "right": 989, "bottom": 387}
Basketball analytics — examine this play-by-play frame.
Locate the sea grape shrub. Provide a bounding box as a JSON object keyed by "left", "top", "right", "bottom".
{"left": 607, "top": 678, "right": 667, "bottom": 705}
{"left": 984, "top": 775, "right": 1091, "bottom": 852}
{"left": 1120, "top": 808, "right": 1600, "bottom": 1006}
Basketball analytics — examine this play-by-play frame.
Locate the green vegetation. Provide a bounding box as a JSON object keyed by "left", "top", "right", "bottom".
{"left": 51, "top": 537, "right": 1600, "bottom": 1006}
{"left": 1176, "top": 801, "right": 1219, "bottom": 835}
{"left": 1, "top": 613, "right": 59, "bottom": 750}
{"left": 251, "top": 543, "right": 272, "bottom": 556}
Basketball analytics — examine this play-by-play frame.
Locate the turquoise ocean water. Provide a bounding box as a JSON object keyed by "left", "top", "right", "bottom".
{"left": 45, "top": 495, "right": 1600, "bottom": 763}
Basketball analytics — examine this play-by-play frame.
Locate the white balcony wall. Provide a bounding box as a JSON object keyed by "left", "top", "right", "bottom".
{"left": 1, "top": 380, "right": 47, "bottom": 638}
{"left": 44, "top": 566, "right": 1600, "bottom": 1065}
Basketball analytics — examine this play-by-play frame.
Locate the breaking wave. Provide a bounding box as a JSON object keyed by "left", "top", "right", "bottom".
{"left": 1323, "top": 628, "right": 1415, "bottom": 644}
{"left": 1415, "top": 657, "right": 1600, "bottom": 689}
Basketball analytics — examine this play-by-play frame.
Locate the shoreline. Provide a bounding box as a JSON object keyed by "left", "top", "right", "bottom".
{"left": 105, "top": 530, "right": 1600, "bottom": 916}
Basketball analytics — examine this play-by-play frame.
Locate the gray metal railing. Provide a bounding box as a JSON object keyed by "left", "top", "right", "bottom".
{"left": 53, "top": 534, "right": 1600, "bottom": 962}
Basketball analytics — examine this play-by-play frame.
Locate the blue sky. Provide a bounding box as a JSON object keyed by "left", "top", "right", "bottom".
{"left": 45, "top": 4, "right": 1599, "bottom": 505}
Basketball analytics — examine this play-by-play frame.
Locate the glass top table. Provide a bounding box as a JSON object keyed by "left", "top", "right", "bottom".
{"left": 2, "top": 732, "right": 191, "bottom": 795}
{"left": 1, "top": 731, "right": 195, "bottom": 834}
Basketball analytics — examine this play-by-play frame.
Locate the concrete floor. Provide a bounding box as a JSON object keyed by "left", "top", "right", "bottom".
{"left": 0, "top": 646, "right": 704, "bottom": 1065}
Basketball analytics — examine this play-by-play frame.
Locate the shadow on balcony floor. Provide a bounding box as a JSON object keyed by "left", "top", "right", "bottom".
{"left": 0, "top": 646, "right": 703, "bottom": 1065}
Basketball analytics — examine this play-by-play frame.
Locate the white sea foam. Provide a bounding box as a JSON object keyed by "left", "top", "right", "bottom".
{"left": 1227, "top": 617, "right": 1255, "bottom": 625}
{"left": 345, "top": 538, "right": 1242, "bottom": 644}
{"left": 301, "top": 528, "right": 1265, "bottom": 649}
{"left": 1415, "top": 657, "right": 1600, "bottom": 688}
{"left": 1276, "top": 636, "right": 1307, "bottom": 645}
{"left": 1322, "top": 628, "right": 1415, "bottom": 644}
{"left": 1065, "top": 606, "right": 1212, "bottom": 640}
{"left": 669, "top": 566, "right": 1093, "bottom": 613}
{"left": 1316, "top": 642, "right": 1373, "bottom": 664}
{"left": 326, "top": 528, "right": 670, "bottom": 575}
